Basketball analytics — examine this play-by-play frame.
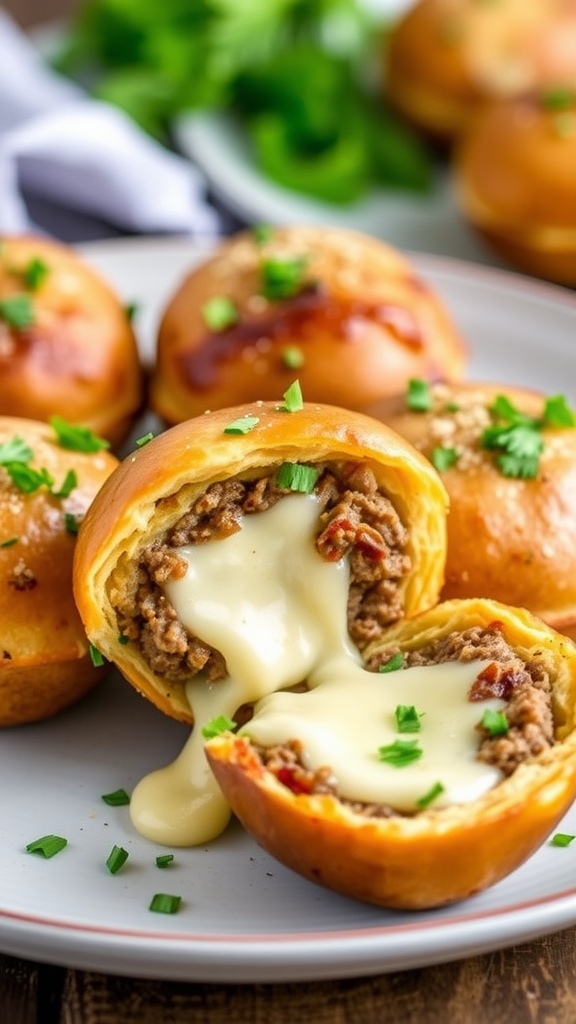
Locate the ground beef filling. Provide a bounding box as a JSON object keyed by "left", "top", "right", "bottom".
{"left": 110, "top": 462, "right": 411, "bottom": 684}
{"left": 255, "top": 622, "right": 556, "bottom": 818}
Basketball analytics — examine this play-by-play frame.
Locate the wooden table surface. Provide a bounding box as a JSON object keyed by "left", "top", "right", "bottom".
{"left": 4, "top": 0, "right": 576, "bottom": 1019}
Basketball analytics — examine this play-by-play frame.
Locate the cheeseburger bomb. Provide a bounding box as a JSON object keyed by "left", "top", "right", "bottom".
{"left": 0, "top": 235, "right": 144, "bottom": 447}
{"left": 150, "top": 225, "right": 467, "bottom": 424}
{"left": 366, "top": 380, "right": 576, "bottom": 640}
{"left": 0, "top": 416, "right": 119, "bottom": 726}
{"left": 385, "top": 0, "right": 576, "bottom": 144}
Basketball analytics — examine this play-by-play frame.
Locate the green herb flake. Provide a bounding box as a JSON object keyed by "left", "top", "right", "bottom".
{"left": 276, "top": 462, "right": 319, "bottom": 493}
{"left": 431, "top": 446, "right": 458, "bottom": 473}
{"left": 5, "top": 464, "right": 54, "bottom": 494}
{"left": 156, "top": 854, "right": 175, "bottom": 869}
{"left": 281, "top": 345, "right": 305, "bottom": 370}
{"left": 479, "top": 393, "right": 576, "bottom": 479}
{"left": 64, "top": 512, "right": 79, "bottom": 535}
{"left": 481, "top": 708, "right": 509, "bottom": 736}
{"left": 135, "top": 432, "right": 155, "bottom": 447}
{"left": 406, "top": 378, "right": 432, "bottom": 412}
{"left": 24, "top": 256, "right": 49, "bottom": 291}
{"left": 125, "top": 300, "right": 139, "bottom": 322}
{"left": 551, "top": 832, "right": 576, "bottom": 847}
{"left": 0, "top": 436, "right": 33, "bottom": 465}
{"left": 89, "top": 644, "right": 106, "bottom": 668}
{"left": 26, "top": 834, "right": 68, "bottom": 859}
{"left": 117, "top": 633, "right": 129, "bottom": 645}
{"left": 482, "top": 422, "right": 544, "bottom": 479}
{"left": 52, "top": 469, "right": 78, "bottom": 500}
{"left": 50, "top": 416, "right": 110, "bottom": 453}
{"left": 106, "top": 845, "right": 129, "bottom": 875}
{"left": 260, "top": 256, "right": 307, "bottom": 300}
{"left": 252, "top": 223, "right": 273, "bottom": 244}
{"left": 394, "top": 704, "right": 422, "bottom": 733}
{"left": 223, "top": 415, "right": 260, "bottom": 435}
{"left": 201, "top": 714, "right": 237, "bottom": 739}
{"left": 415, "top": 781, "right": 445, "bottom": 809}
{"left": 279, "top": 379, "right": 304, "bottom": 412}
{"left": 541, "top": 87, "right": 575, "bottom": 111}
{"left": 542, "top": 394, "right": 576, "bottom": 428}
{"left": 202, "top": 296, "right": 238, "bottom": 332}
{"left": 377, "top": 738, "right": 423, "bottom": 767}
{"left": 378, "top": 652, "right": 403, "bottom": 673}
{"left": 101, "top": 788, "right": 131, "bottom": 807}
{"left": 0, "top": 537, "right": 18, "bottom": 548}
{"left": 0, "top": 293, "right": 35, "bottom": 329}
{"left": 149, "top": 892, "right": 181, "bottom": 915}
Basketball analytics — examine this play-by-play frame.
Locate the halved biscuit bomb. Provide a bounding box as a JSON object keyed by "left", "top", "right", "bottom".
{"left": 206, "top": 597, "right": 576, "bottom": 910}
{"left": 73, "top": 400, "right": 448, "bottom": 847}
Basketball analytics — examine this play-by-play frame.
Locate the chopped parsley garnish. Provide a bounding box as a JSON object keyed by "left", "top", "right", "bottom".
{"left": 406, "top": 378, "right": 432, "bottom": 412}
{"left": 252, "top": 223, "right": 273, "bottom": 244}
{"left": 202, "top": 295, "right": 238, "bottom": 331}
{"left": 281, "top": 345, "right": 305, "bottom": 370}
{"left": 25, "top": 834, "right": 68, "bottom": 858}
{"left": 276, "top": 462, "right": 319, "bottom": 493}
{"left": 117, "top": 633, "right": 129, "bottom": 645}
{"left": 0, "top": 436, "right": 33, "bottom": 465}
{"left": 0, "top": 537, "right": 18, "bottom": 548}
{"left": 378, "top": 652, "right": 403, "bottom": 673}
{"left": 50, "top": 416, "right": 110, "bottom": 453}
{"left": 149, "top": 892, "right": 181, "bottom": 914}
{"left": 551, "top": 833, "right": 576, "bottom": 847}
{"left": 377, "top": 738, "right": 423, "bottom": 767}
{"left": 431, "top": 445, "right": 458, "bottom": 473}
{"left": 480, "top": 393, "right": 576, "bottom": 479}
{"left": 415, "top": 781, "right": 445, "bottom": 809}
{"left": 260, "top": 255, "right": 308, "bottom": 300}
{"left": 24, "top": 256, "right": 49, "bottom": 291}
{"left": 125, "top": 300, "right": 139, "bottom": 322}
{"left": 52, "top": 469, "right": 78, "bottom": 500}
{"left": 135, "top": 432, "right": 155, "bottom": 447}
{"left": 481, "top": 708, "right": 509, "bottom": 736}
{"left": 542, "top": 394, "right": 576, "bottom": 428}
{"left": 223, "top": 415, "right": 260, "bottom": 435}
{"left": 156, "top": 854, "right": 175, "bottom": 869}
{"left": 541, "top": 87, "right": 575, "bottom": 111}
{"left": 278, "top": 378, "right": 304, "bottom": 412}
{"left": 5, "top": 464, "right": 54, "bottom": 494}
{"left": 101, "top": 788, "right": 131, "bottom": 806}
{"left": 0, "top": 293, "right": 35, "bottom": 329}
{"left": 394, "top": 704, "right": 422, "bottom": 733}
{"left": 89, "top": 644, "right": 107, "bottom": 667}
{"left": 201, "top": 714, "right": 237, "bottom": 739}
{"left": 64, "top": 512, "right": 79, "bottom": 535}
{"left": 106, "top": 845, "right": 129, "bottom": 875}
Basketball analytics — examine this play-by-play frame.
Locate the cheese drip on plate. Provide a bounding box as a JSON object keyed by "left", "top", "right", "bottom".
{"left": 129, "top": 493, "right": 504, "bottom": 847}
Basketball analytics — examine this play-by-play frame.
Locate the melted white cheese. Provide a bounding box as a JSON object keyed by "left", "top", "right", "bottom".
{"left": 129, "top": 492, "right": 505, "bottom": 847}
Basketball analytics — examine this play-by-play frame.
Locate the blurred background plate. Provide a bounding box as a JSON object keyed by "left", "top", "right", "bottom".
{"left": 173, "top": 109, "right": 502, "bottom": 267}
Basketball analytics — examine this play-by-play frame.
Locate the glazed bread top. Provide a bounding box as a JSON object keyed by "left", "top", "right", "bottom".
{"left": 151, "top": 225, "right": 466, "bottom": 423}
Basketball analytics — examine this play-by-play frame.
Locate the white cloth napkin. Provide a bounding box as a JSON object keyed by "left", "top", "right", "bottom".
{"left": 0, "top": 9, "right": 220, "bottom": 237}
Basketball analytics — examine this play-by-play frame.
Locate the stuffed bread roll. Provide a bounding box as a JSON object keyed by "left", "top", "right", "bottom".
{"left": 365, "top": 381, "right": 576, "bottom": 641}
{"left": 0, "top": 415, "right": 119, "bottom": 726}
{"left": 73, "top": 399, "right": 448, "bottom": 846}
{"left": 206, "top": 597, "right": 576, "bottom": 909}
{"left": 150, "top": 225, "right": 467, "bottom": 424}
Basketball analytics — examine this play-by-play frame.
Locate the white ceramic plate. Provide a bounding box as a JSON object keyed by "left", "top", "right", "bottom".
{"left": 2, "top": 238, "right": 576, "bottom": 985}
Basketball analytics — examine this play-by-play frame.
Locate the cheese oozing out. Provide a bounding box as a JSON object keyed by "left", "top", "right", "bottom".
{"left": 129, "top": 492, "right": 504, "bottom": 847}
